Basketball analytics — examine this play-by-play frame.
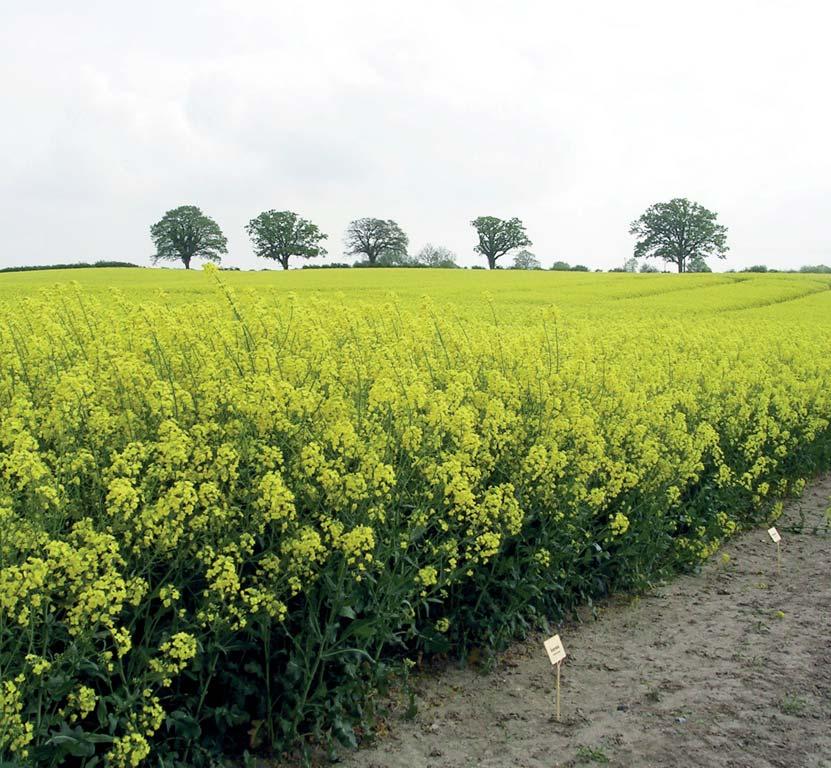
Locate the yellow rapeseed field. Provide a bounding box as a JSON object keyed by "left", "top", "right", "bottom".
{"left": 1, "top": 267, "right": 830, "bottom": 765}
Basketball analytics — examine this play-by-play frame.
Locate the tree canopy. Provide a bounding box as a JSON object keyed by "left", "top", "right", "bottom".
{"left": 471, "top": 216, "right": 531, "bottom": 269}
{"left": 246, "top": 210, "right": 327, "bottom": 270}
{"left": 629, "top": 198, "right": 728, "bottom": 273}
{"left": 375, "top": 250, "right": 412, "bottom": 266}
{"left": 414, "top": 244, "right": 458, "bottom": 268}
{"left": 344, "top": 218, "right": 408, "bottom": 265}
{"left": 687, "top": 254, "right": 712, "bottom": 273}
{"left": 150, "top": 206, "right": 227, "bottom": 269}
{"left": 512, "top": 249, "right": 541, "bottom": 270}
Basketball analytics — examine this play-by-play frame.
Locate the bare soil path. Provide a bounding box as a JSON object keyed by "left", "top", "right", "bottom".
{"left": 344, "top": 479, "right": 831, "bottom": 768}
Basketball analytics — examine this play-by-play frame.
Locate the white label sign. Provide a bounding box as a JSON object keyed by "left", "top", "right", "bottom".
{"left": 768, "top": 527, "right": 781, "bottom": 543}
{"left": 544, "top": 634, "right": 567, "bottom": 665}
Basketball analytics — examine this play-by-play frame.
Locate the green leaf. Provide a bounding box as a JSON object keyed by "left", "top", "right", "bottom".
{"left": 332, "top": 715, "right": 357, "bottom": 749}
{"left": 341, "top": 617, "right": 379, "bottom": 641}
{"left": 46, "top": 723, "right": 112, "bottom": 757}
{"left": 166, "top": 709, "right": 202, "bottom": 740}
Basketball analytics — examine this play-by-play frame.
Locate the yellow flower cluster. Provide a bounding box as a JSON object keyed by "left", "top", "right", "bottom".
{"left": 64, "top": 685, "right": 97, "bottom": 722}
{"left": 337, "top": 525, "right": 376, "bottom": 573}
{"left": 149, "top": 632, "right": 198, "bottom": 686}
{"left": 1, "top": 268, "right": 830, "bottom": 763}
{"left": 109, "top": 730, "right": 151, "bottom": 768}
{"left": 609, "top": 512, "right": 630, "bottom": 537}
{"left": 0, "top": 676, "right": 33, "bottom": 758}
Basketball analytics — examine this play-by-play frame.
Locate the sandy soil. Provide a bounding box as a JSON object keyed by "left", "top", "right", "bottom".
{"left": 344, "top": 478, "right": 831, "bottom": 768}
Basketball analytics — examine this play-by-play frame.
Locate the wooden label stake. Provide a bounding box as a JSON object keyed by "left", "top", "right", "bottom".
{"left": 543, "top": 634, "right": 567, "bottom": 721}
{"left": 556, "top": 660, "right": 561, "bottom": 721}
{"left": 768, "top": 527, "right": 782, "bottom": 573}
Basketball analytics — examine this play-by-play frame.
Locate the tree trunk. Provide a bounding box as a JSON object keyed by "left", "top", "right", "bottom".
{"left": 280, "top": 256, "right": 290, "bottom": 270}
{"left": 487, "top": 254, "right": 497, "bottom": 269}
{"left": 183, "top": 256, "right": 191, "bottom": 270}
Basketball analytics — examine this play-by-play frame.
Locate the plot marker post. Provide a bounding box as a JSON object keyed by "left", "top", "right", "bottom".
{"left": 555, "top": 660, "right": 561, "bottom": 721}
{"left": 544, "top": 634, "right": 567, "bottom": 722}
{"left": 768, "top": 527, "right": 782, "bottom": 574}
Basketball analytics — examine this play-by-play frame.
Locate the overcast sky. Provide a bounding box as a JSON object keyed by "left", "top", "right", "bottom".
{"left": 1, "top": 0, "right": 829, "bottom": 271}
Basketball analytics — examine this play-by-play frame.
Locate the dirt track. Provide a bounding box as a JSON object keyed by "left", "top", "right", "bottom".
{"left": 345, "top": 479, "right": 831, "bottom": 768}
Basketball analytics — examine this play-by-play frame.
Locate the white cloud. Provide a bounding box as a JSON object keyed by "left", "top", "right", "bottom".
{"left": 1, "top": 0, "right": 829, "bottom": 270}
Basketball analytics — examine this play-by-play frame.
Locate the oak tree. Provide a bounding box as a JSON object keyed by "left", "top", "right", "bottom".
{"left": 150, "top": 206, "right": 227, "bottom": 269}
{"left": 471, "top": 216, "right": 531, "bottom": 269}
{"left": 344, "top": 218, "right": 408, "bottom": 265}
{"left": 246, "top": 210, "right": 328, "bottom": 269}
{"left": 629, "top": 198, "right": 728, "bottom": 273}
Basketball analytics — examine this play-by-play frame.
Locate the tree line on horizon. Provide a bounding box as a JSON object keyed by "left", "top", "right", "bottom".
{"left": 3, "top": 199, "right": 828, "bottom": 274}
{"left": 9, "top": 259, "right": 829, "bottom": 276}
{"left": 148, "top": 198, "right": 735, "bottom": 274}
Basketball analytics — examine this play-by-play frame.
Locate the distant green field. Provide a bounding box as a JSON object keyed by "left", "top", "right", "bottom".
{"left": 1, "top": 267, "right": 829, "bottom": 324}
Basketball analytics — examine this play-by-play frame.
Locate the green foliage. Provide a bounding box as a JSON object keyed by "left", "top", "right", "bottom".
{"left": 576, "top": 745, "right": 610, "bottom": 763}
{"left": 0, "top": 261, "right": 141, "bottom": 272}
{"left": 688, "top": 255, "right": 712, "bottom": 273}
{"left": 375, "top": 250, "right": 413, "bottom": 266}
{"left": 511, "top": 249, "right": 541, "bottom": 270}
{"left": 799, "top": 264, "right": 831, "bottom": 273}
{"left": 550, "top": 261, "right": 572, "bottom": 271}
{"left": 779, "top": 694, "right": 808, "bottom": 716}
{"left": 571, "top": 264, "right": 590, "bottom": 272}
{"left": 344, "top": 219, "right": 408, "bottom": 265}
{"left": 471, "top": 216, "right": 532, "bottom": 269}
{"left": 245, "top": 211, "right": 327, "bottom": 270}
{"left": 629, "top": 198, "right": 728, "bottom": 273}
{"left": 414, "top": 244, "right": 458, "bottom": 268}
{"left": 639, "top": 262, "right": 659, "bottom": 273}
{"left": 150, "top": 206, "right": 227, "bottom": 269}
{"left": 0, "top": 261, "right": 140, "bottom": 274}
